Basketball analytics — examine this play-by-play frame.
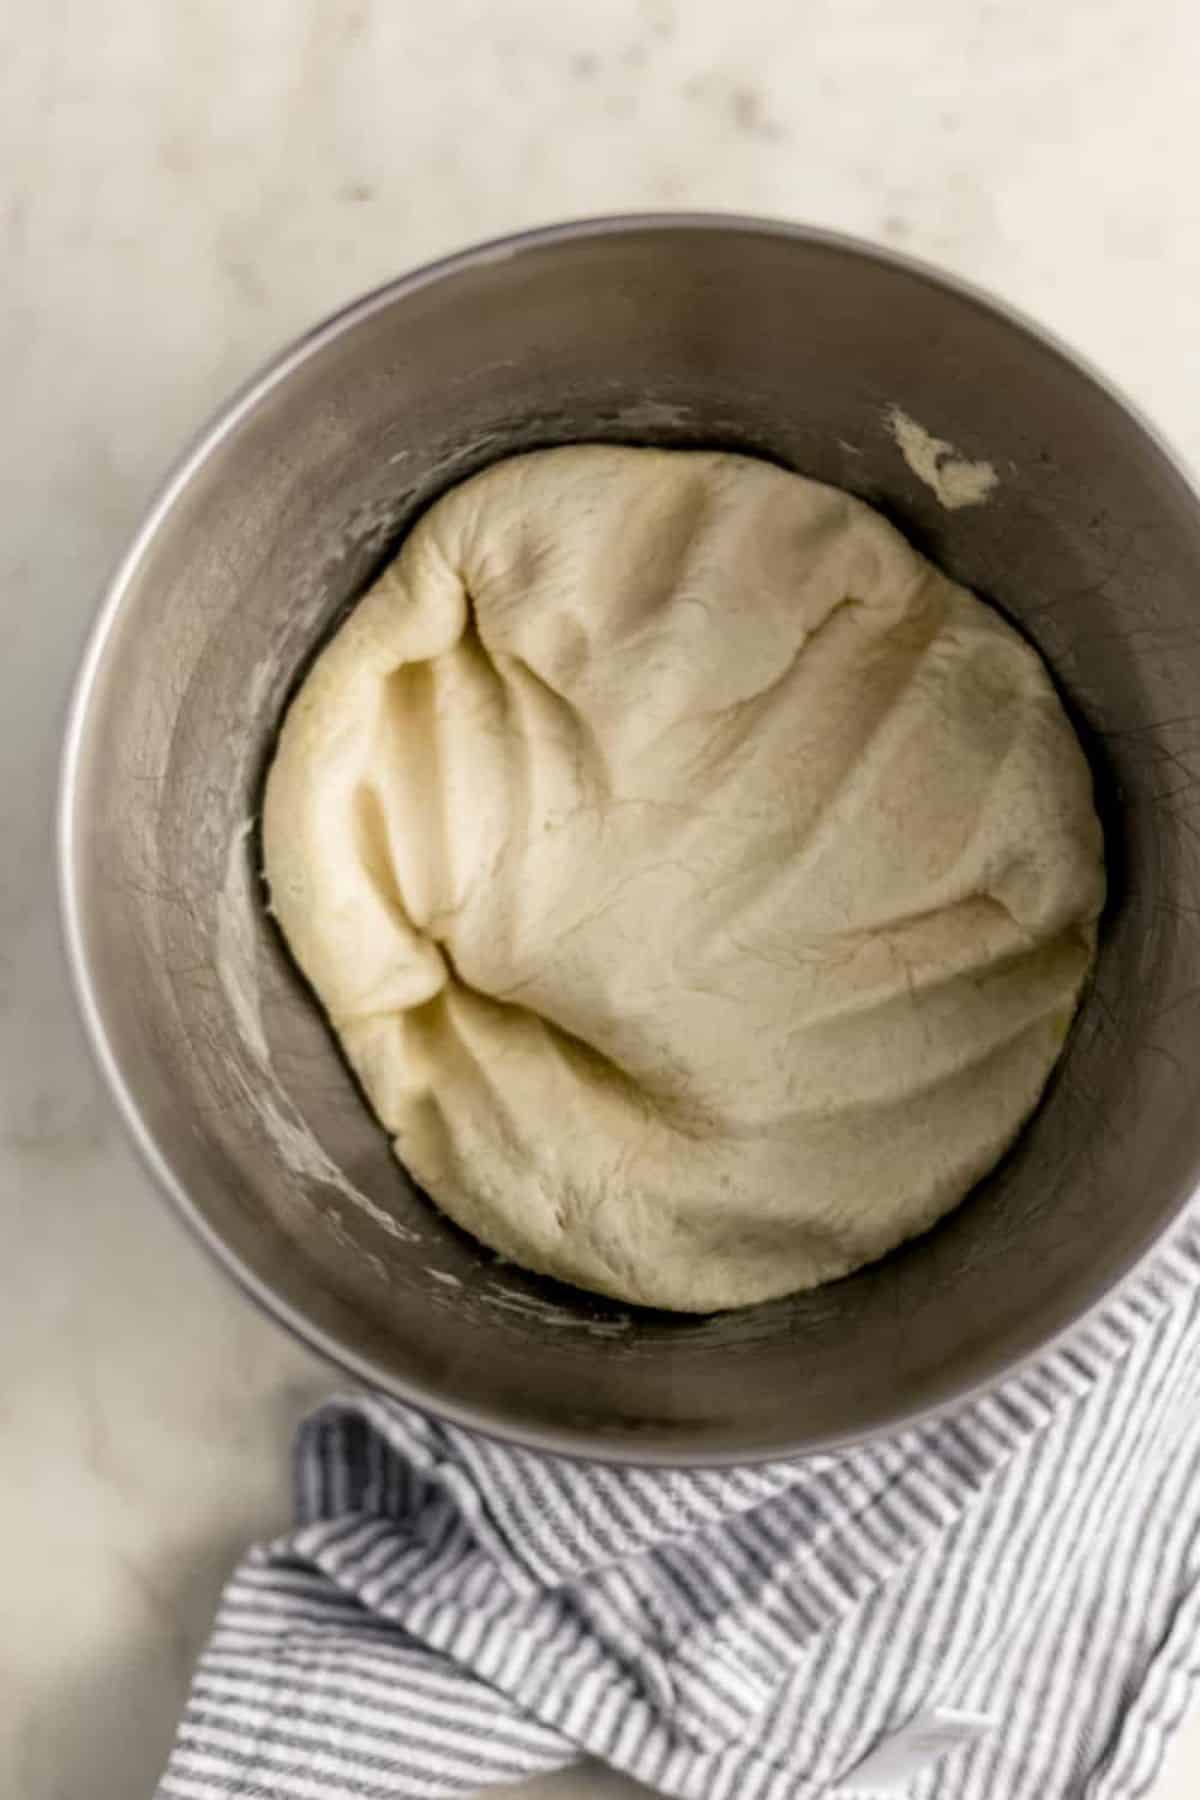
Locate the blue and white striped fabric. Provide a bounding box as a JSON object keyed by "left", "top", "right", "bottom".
{"left": 160, "top": 1213, "right": 1200, "bottom": 1800}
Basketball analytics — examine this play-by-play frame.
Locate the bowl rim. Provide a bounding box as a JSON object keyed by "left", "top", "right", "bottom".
{"left": 57, "top": 210, "right": 1200, "bottom": 1465}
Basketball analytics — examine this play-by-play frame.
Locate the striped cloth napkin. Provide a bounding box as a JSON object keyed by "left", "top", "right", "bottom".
{"left": 159, "top": 1213, "right": 1200, "bottom": 1800}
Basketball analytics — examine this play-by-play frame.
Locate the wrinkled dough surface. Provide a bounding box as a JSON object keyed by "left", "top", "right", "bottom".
{"left": 263, "top": 447, "right": 1105, "bottom": 1311}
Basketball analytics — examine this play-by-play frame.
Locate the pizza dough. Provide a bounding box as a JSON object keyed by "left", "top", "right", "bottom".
{"left": 262, "top": 446, "right": 1105, "bottom": 1312}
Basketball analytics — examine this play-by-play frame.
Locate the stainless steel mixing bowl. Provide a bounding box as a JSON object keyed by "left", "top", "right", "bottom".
{"left": 59, "top": 215, "right": 1200, "bottom": 1463}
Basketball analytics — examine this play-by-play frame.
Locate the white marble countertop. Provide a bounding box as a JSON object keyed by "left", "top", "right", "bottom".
{"left": 4, "top": 1, "right": 1200, "bottom": 1794}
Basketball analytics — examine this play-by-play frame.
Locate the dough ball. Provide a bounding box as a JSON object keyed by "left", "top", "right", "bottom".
{"left": 262, "top": 446, "right": 1105, "bottom": 1311}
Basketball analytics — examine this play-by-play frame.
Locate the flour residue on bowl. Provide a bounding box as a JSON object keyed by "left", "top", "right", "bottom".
{"left": 612, "top": 397, "right": 697, "bottom": 433}
{"left": 885, "top": 405, "right": 999, "bottom": 510}
{"left": 488, "top": 1284, "right": 633, "bottom": 1338}
{"left": 216, "top": 819, "right": 270, "bottom": 1063}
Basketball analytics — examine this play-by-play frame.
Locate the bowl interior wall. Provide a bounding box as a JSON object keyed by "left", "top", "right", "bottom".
{"left": 65, "top": 223, "right": 1200, "bottom": 1458}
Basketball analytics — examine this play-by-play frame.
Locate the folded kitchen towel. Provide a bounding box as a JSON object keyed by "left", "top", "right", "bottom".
{"left": 159, "top": 1213, "right": 1200, "bottom": 1800}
